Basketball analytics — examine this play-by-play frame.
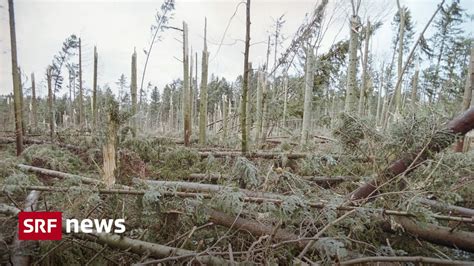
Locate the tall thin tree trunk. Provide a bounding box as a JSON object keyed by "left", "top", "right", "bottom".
{"left": 78, "top": 38, "right": 84, "bottom": 126}
{"left": 394, "top": 4, "right": 405, "bottom": 114}
{"left": 183, "top": 21, "right": 191, "bottom": 146}
{"left": 246, "top": 62, "right": 252, "bottom": 142}
{"left": 131, "top": 49, "right": 138, "bottom": 135}
{"left": 93, "top": 46, "right": 98, "bottom": 128}
{"left": 344, "top": 15, "right": 360, "bottom": 112}
{"left": 8, "top": 0, "right": 22, "bottom": 155}
{"left": 47, "top": 67, "right": 54, "bottom": 141}
{"left": 358, "top": 20, "right": 370, "bottom": 116}
{"left": 411, "top": 64, "right": 419, "bottom": 109}
{"left": 241, "top": 0, "right": 251, "bottom": 154}
{"left": 31, "top": 73, "right": 37, "bottom": 130}
{"left": 190, "top": 50, "right": 194, "bottom": 138}
{"left": 223, "top": 95, "right": 229, "bottom": 140}
{"left": 18, "top": 68, "right": 26, "bottom": 136}
{"left": 199, "top": 18, "right": 209, "bottom": 145}
{"left": 301, "top": 48, "right": 314, "bottom": 145}
{"left": 255, "top": 69, "right": 263, "bottom": 143}
{"left": 282, "top": 72, "right": 288, "bottom": 127}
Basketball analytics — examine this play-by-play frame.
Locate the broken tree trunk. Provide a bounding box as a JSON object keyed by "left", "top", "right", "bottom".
{"left": 349, "top": 107, "right": 474, "bottom": 201}
{"left": 103, "top": 103, "right": 119, "bottom": 187}
{"left": 240, "top": 0, "right": 251, "bottom": 153}
{"left": 11, "top": 190, "right": 41, "bottom": 266}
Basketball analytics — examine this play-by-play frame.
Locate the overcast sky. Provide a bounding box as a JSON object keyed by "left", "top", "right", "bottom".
{"left": 0, "top": 0, "right": 473, "bottom": 98}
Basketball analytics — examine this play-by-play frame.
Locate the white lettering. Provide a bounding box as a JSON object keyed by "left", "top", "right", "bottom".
{"left": 24, "top": 219, "right": 34, "bottom": 233}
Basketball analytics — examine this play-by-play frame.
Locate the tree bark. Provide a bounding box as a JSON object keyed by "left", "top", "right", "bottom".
{"left": 8, "top": 0, "right": 23, "bottom": 156}
{"left": 350, "top": 107, "right": 474, "bottom": 201}
{"left": 241, "top": 0, "right": 251, "bottom": 153}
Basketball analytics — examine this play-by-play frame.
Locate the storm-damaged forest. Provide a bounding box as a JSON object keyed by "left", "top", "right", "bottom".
{"left": 1, "top": 0, "right": 474, "bottom": 265}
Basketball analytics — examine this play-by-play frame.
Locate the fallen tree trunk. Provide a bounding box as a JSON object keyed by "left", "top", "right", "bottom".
{"left": 184, "top": 173, "right": 358, "bottom": 186}
{"left": 0, "top": 137, "right": 84, "bottom": 152}
{"left": 0, "top": 205, "right": 226, "bottom": 265}
{"left": 11, "top": 190, "right": 41, "bottom": 266}
{"left": 349, "top": 107, "right": 474, "bottom": 201}
{"left": 419, "top": 198, "right": 474, "bottom": 217}
{"left": 204, "top": 207, "right": 307, "bottom": 249}
{"left": 198, "top": 151, "right": 308, "bottom": 159}
{"left": 136, "top": 179, "right": 286, "bottom": 200}
{"left": 340, "top": 256, "right": 471, "bottom": 265}
{"left": 392, "top": 216, "right": 474, "bottom": 253}
{"left": 17, "top": 164, "right": 130, "bottom": 189}
{"left": 9, "top": 185, "right": 473, "bottom": 224}
{"left": 18, "top": 164, "right": 103, "bottom": 185}
{"left": 73, "top": 231, "right": 227, "bottom": 265}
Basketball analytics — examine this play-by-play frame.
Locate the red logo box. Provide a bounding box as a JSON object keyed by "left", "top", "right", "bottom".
{"left": 18, "top": 212, "right": 62, "bottom": 240}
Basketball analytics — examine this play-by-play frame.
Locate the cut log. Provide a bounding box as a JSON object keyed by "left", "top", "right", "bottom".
{"left": 349, "top": 107, "right": 474, "bottom": 201}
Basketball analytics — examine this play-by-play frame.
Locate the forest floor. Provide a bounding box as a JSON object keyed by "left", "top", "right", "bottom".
{"left": 0, "top": 114, "right": 473, "bottom": 265}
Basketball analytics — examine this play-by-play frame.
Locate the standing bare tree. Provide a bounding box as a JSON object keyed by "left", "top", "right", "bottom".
{"left": 131, "top": 49, "right": 138, "bottom": 134}
{"left": 31, "top": 73, "right": 37, "bottom": 130}
{"left": 344, "top": 0, "right": 361, "bottom": 112}
{"left": 47, "top": 67, "right": 54, "bottom": 141}
{"left": 199, "top": 18, "right": 209, "bottom": 145}
{"left": 241, "top": 0, "right": 251, "bottom": 153}
{"left": 78, "top": 37, "right": 84, "bottom": 126}
{"left": 358, "top": 19, "right": 371, "bottom": 116}
{"left": 8, "top": 0, "right": 23, "bottom": 155}
{"left": 394, "top": 0, "right": 405, "bottom": 114}
{"left": 92, "top": 46, "right": 98, "bottom": 128}
{"left": 183, "top": 21, "right": 191, "bottom": 146}
{"left": 301, "top": 48, "right": 314, "bottom": 145}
